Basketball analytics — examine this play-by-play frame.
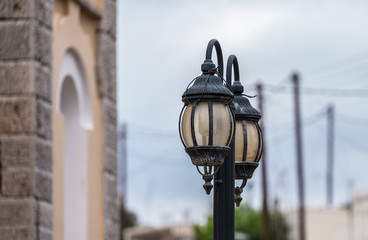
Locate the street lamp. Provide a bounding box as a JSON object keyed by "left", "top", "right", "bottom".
{"left": 179, "top": 39, "right": 235, "bottom": 194}
{"left": 179, "top": 39, "right": 263, "bottom": 240}
{"left": 226, "top": 54, "right": 263, "bottom": 207}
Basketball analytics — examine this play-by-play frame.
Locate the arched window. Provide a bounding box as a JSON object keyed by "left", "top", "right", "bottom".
{"left": 57, "top": 49, "right": 92, "bottom": 240}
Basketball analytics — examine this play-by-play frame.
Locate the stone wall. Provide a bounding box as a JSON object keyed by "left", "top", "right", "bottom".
{"left": 97, "top": 0, "right": 119, "bottom": 239}
{"left": 0, "top": 0, "right": 54, "bottom": 239}
{"left": 0, "top": 0, "right": 118, "bottom": 239}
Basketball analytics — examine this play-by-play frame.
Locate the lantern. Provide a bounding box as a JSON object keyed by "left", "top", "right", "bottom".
{"left": 226, "top": 55, "right": 263, "bottom": 206}
{"left": 179, "top": 40, "right": 235, "bottom": 195}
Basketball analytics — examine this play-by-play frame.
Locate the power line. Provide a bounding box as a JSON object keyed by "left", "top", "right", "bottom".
{"left": 263, "top": 84, "right": 368, "bottom": 97}
{"left": 304, "top": 50, "right": 368, "bottom": 77}
{"left": 306, "top": 69, "right": 368, "bottom": 86}
{"left": 337, "top": 114, "right": 368, "bottom": 128}
{"left": 128, "top": 123, "right": 178, "bottom": 136}
{"left": 335, "top": 130, "right": 367, "bottom": 156}
{"left": 268, "top": 108, "right": 327, "bottom": 146}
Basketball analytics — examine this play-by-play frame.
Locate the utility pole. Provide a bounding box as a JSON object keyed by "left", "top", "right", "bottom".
{"left": 274, "top": 198, "right": 282, "bottom": 240}
{"left": 327, "top": 104, "right": 334, "bottom": 207}
{"left": 292, "top": 73, "right": 306, "bottom": 240}
{"left": 257, "top": 83, "right": 271, "bottom": 240}
{"left": 347, "top": 179, "right": 355, "bottom": 240}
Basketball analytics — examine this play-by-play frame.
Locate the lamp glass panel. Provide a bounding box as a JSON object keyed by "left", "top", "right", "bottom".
{"left": 194, "top": 102, "right": 210, "bottom": 146}
{"left": 256, "top": 125, "right": 263, "bottom": 162}
{"left": 181, "top": 104, "right": 194, "bottom": 147}
{"left": 246, "top": 121, "right": 259, "bottom": 162}
{"left": 234, "top": 121, "right": 244, "bottom": 162}
{"left": 212, "top": 103, "right": 232, "bottom": 146}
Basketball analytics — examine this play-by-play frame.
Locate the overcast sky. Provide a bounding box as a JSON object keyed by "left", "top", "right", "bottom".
{"left": 117, "top": 0, "right": 368, "bottom": 227}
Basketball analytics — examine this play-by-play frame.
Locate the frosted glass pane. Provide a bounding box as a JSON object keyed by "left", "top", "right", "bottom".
{"left": 234, "top": 121, "right": 244, "bottom": 162}
{"left": 194, "top": 102, "right": 210, "bottom": 146}
{"left": 246, "top": 121, "right": 259, "bottom": 162}
{"left": 181, "top": 102, "right": 234, "bottom": 148}
{"left": 212, "top": 103, "right": 232, "bottom": 146}
{"left": 228, "top": 111, "right": 234, "bottom": 146}
{"left": 257, "top": 125, "right": 263, "bottom": 162}
{"left": 181, "top": 105, "right": 194, "bottom": 147}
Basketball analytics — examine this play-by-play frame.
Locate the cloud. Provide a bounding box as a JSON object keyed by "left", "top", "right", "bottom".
{"left": 118, "top": 0, "right": 368, "bottom": 226}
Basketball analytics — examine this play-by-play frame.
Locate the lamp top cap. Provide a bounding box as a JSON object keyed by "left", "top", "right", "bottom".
{"left": 232, "top": 95, "right": 261, "bottom": 121}
{"left": 232, "top": 80, "right": 244, "bottom": 95}
{"left": 201, "top": 59, "right": 216, "bottom": 74}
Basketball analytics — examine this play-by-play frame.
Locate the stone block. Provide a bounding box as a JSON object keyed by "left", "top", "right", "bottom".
{"left": 0, "top": 136, "right": 33, "bottom": 168}
{"left": 1, "top": 169, "right": 34, "bottom": 197}
{"left": 35, "top": 63, "right": 52, "bottom": 102}
{"left": 0, "top": 21, "right": 33, "bottom": 60}
{"left": 34, "top": 170, "right": 52, "bottom": 202}
{"left": 0, "top": 97, "right": 35, "bottom": 134}
{"left": 37, "top": 201, "right": 53, "bottom": 231}
{"left": 35, "top": 0, "right": 53, "bottom": 28}
{"left": 35, "top": 25, "right": 52, "bottom": 66}
{"left": 36, "top": 100, "right": 52, "bottom": 140}
{"left": 38, "top": 227, "right": 53, "bottom": 240}
{"left": 104, "top": 173, "right": 118, "bottom": 203}
{"left": 0, "top": 61, "right": 33, "bottom": 95}
{"left": 0, "top": 226, "right": 35, "bottom": 240}
{"left": 97, "top": 33, "right": 116, "bottom": 100}
{"left": 0, "top": 61, "right": 51, "bottom": 101}
{"left": 103, "top": 99, "right": 116, "bottom": 127}
{"left": 99, "top": 0, "right": 116, "bottom": 38}
{"left": 108, "top": 68, "right": 117, "bottom": 102}
{"left": 0, "top": 198, "right": 35, "bottom": 226}
{"left": 104, "top": 124, "right": 117, "bottom": 153}
{"left": 0, "top": 0, "right": 34, "bottom": 18}
{"left": 104, "top": 148, "right": 117, "bottom": 175}
{"left": 104, "top": 219, "right": 119, "bottom": 240}
{"left": 35, "top": 138, "right": 52, "bottom": 172}
{"left": 104, "top": 197, "right": 119, "bottom": 223}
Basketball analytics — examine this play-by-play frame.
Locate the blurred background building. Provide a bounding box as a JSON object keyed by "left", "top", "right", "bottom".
{"left": 0, "top": 0, "right": 118, "bottom": 239}
{"left": 285, "top": 190, "right": 368, "bottom": 240}
{"left": 123, "top": 225, "right": 194, "bottom": 240}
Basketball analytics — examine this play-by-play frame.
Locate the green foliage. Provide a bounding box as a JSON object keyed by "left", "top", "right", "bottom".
{"left": 193, "top": 216, "right": 213, "bottom": 240}
{"left": 193, "top": 204, "right": 289, "bottom": 240}
{"left": 235, "top": 204, "right": 263, "bottom": 239}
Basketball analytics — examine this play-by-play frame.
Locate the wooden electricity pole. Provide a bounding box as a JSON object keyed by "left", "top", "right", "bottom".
{"left": 327, "top": 104, "right": 334, "bottom": 207}
{"left": 256, "top": 83, "right": 271, "bottom": 240}
{"left": 292, "top": 73, "right": 306, "bottom": 240}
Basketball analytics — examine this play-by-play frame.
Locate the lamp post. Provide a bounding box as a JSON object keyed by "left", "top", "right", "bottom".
{"left": 179, "top": 39, "right": 263, "bottom": 239}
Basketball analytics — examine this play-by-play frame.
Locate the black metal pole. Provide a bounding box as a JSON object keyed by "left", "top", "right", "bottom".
{"left": 214, "top": 144, "right": 235, "bottom": 240}
{"left": 209, "top": 39, "right": 234, "bottom": 240}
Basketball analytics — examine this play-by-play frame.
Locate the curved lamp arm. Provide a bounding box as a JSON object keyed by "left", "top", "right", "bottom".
{"left": 226, "top": 54, "right": 240, "bottom": 87}
{"left": 205, "top": 39, "right": 224, "bottom": 76}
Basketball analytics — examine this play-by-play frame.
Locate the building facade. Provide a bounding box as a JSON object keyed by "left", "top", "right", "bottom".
{"left": 285, "top": 190, "right": 368, "bottom": 240}
{"left": 0, "top": 0, "right": 118, "bottom": 239}
{"left": 354, "top": 191, "right": 368, "bottom": 240}
{"left": 124, "top": 225, "right": 195, "bottom": 240}
{"left": 286, "top": 209, "right": 350, "bottom": 240}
